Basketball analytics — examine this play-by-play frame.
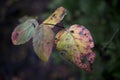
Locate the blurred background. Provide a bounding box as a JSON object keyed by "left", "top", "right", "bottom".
{"left": 0, "top": 0, "right": 120, "bottom": 80}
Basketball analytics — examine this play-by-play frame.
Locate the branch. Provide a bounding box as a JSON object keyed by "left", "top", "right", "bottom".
{"left": 102, "top": 27, "right": 119, "bottom": 51}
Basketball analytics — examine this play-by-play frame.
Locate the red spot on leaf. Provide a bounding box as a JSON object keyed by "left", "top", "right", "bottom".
{"left": 12, "top": 32, "right": 19, "bottom": 41}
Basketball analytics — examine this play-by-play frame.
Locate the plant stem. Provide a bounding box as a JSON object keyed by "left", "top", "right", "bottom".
{"left": 102, "top": 27, "right": 119, "bottom": 51}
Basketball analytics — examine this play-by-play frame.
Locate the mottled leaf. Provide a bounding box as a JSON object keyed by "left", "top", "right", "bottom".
{"left": 33, "top": 24, "right": 54, "bottom": 62}
{"left": 43, "top": 6, "right": 66, "bottom": 28}
{"left": 11, "top": 19, "right": 38, "bottom": 45}
{"left": 32, "top": 6, "right": 66, "bottom": 62}
{"left": 11, "top": 7, "right": 66, "bottom": 63}
{"left": 55, "top": 24, "right": 95, "bottom": 72}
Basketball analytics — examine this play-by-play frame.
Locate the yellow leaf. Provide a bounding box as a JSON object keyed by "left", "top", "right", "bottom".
{"left": 42, "top": 6, "right": 66, "bottom": 28}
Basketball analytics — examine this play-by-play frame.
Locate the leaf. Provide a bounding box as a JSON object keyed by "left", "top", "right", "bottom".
{"left": 32, "top": 6, "right": 66, "bottom": 62}
{"left": 43, "top": 6, "right": 66, "bottom": 28}
{"left": 19, "top": 16, "right": 38, "bottom": 23}
{"left": 33, "top": 24, "right": 54, "bottom": 62}
{"left": 55, "top": 24, "right": 95, "bottom": 72}
{"left": 11, "top": 19, "right": 38, "bottom": 45}
{"left": 11, "top": 6, "right": 66, "bottom": 62}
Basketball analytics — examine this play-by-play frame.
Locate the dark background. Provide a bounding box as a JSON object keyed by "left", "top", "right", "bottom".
{"left": 0, "top": 0, "right": 120, "bottom": 80}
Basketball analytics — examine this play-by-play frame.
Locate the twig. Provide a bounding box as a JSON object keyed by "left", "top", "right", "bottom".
{"left": 102, "top": 27, "right": 119, "bottom": 51}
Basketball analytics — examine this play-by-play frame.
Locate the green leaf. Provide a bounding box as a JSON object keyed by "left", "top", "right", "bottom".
{"left": 33, "top": 25, "right": 54, "bottom": 62}
{"left": 11, "top": 19, "right": 38, "bottom": 45}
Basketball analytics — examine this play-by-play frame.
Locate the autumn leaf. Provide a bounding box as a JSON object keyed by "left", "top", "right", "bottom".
{"left": 33, "top": 24, "right": 54, "bottom": 62}
{"left": 11, "top": 19, "right": 38, "bottom": 45}
{"left": 32, "top": 6, "right": 66, "bottom": 62}
{"left": 55, "top": 24, "right": 95, "bottom": 72}
{"left": 43, "top": 6, "right": 66, "bottom": 28}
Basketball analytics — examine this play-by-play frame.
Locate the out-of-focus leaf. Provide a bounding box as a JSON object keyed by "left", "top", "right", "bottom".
{"left": 19, "top": 16, "right": 38, "bottom": 23}
{"left": 33, "top": 24, "right": 54, "bottom": 62}
{"left": 11, "top": 19, "right": 38, "bottom": 45}
{"left": 43, "top": 6, "right": 66, "bottom": 28}
{"left": 55, "top": 24, "right": 95, "bottom": 72}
